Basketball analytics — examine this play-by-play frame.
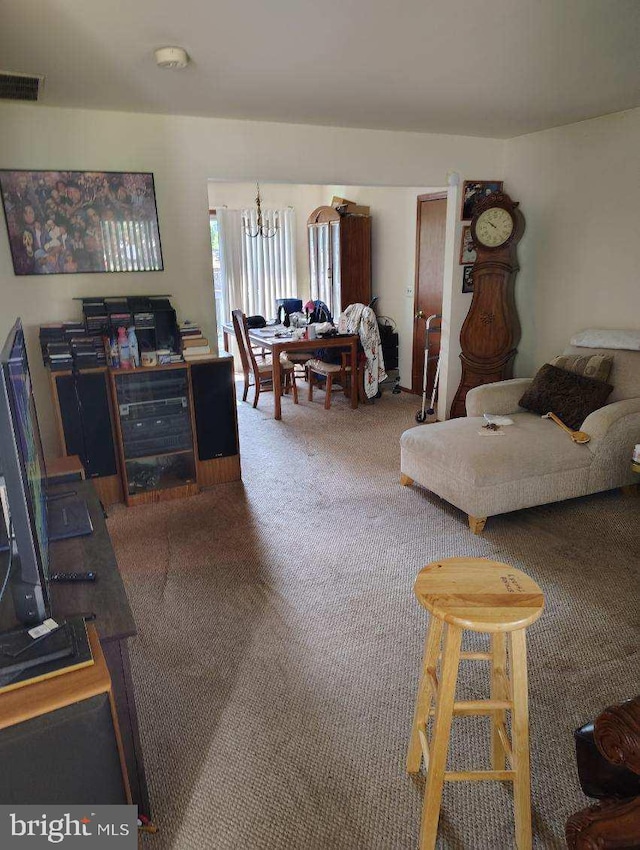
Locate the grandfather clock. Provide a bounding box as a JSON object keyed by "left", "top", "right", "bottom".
{"left": 450, "top": 191, "right": 525, "bottom": 418}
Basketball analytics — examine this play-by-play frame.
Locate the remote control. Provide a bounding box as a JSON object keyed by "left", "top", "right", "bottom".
{"left": 49, "top": 571, "right": 97, "bottom": 583}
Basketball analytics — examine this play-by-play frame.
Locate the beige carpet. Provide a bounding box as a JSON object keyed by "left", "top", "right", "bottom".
{"left": 107, "top": 385, "right": 640, "bottom": 850}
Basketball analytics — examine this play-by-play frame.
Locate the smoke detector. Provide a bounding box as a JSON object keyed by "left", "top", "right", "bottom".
{"left": 154, "top": 47, "right": 189, "bottom": 70}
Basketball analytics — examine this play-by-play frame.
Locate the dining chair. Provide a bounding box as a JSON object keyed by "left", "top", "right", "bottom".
{"left": 307, "top": 352, "right": 362, "bottom": 409}
{"left": 231, "top": 309, "right": 298, "bottom": 409}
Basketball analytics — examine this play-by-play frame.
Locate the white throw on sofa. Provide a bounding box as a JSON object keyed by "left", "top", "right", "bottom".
{"left": 400, "top": 339, "right": 640, "bottom": 534}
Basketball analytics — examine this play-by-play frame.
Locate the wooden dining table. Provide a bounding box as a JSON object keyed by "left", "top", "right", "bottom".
{"left": 222, "top": 323, "right": 359, "bottom": 420}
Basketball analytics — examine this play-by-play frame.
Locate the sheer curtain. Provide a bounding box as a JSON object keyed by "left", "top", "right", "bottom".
{"left": 217, "top": 207, "right": 297, "bottom": 322}
{"left": 217, "top": 209, "right": 244, "bottom": 325}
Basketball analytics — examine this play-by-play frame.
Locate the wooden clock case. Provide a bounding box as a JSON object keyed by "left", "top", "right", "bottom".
{"left": 450, "top": 191, "right": 525, "bottom": 419}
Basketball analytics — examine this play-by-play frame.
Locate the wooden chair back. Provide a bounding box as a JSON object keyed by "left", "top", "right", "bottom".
{"left": 231, "top": 309, "right": 259, "bottom": 381}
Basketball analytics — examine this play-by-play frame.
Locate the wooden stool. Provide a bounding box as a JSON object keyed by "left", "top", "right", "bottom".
{"left": 407, "top": 557, "right": 545, "bottom": 849}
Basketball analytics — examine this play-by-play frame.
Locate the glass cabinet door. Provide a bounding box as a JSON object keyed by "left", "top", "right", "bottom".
{"left": 330, "top": 220, "right": 341, "bottom": 316}
{"left": 114, "top": 368, "right": 196, "bottom": 496}
{"left": 308, "top": 221, "right": 341, "bottom": 317}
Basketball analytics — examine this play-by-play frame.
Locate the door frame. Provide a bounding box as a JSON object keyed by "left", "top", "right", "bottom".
{"left": 411, "top": 191, "right": 448, "bottom": 394}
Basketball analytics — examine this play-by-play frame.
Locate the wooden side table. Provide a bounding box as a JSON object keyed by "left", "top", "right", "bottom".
{"left": 0, "top": 624, "right": 131, "bottom": 804}
{"left": 47, "top": 454, "right": 86, "bottom": 480}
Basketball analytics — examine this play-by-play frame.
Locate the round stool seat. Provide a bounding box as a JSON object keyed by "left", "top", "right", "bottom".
{"left": 414, "top": 556, "right": 544, "bottom": 633}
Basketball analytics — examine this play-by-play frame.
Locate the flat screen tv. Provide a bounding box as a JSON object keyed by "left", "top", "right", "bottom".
{"left": 0, "top": 318, "right": 50, "bottom": 625}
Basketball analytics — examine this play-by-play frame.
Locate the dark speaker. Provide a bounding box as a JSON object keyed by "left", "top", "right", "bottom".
{"left": 56, "top": 376, "right": 85, "bottom": 462}
{"left": 0, "top": 693, "right": 128, "bottom": 804}
{"left": 153, "top": 306, "right": 178, "bottom": 351}
{"left": 190, "top": 360, "right": 238, "bottom": 461}
{"left": 381, "top": 331, "right": 399, "bottom": 370}
{"left": 55, "top": 373, "right": 118, "bottom": 479}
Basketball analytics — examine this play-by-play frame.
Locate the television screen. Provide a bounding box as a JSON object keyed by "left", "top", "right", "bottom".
{"left": 0, "top": 319, "right": 50, "bottom": 624}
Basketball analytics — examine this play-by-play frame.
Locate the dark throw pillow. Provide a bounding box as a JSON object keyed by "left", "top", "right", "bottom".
{"left": 518, "top": 363, "right": 613, "bottom": 431}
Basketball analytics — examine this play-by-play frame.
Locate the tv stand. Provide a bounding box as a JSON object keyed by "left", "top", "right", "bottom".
{"left": 0, "top": 478, "right": 150, "bottom": 816}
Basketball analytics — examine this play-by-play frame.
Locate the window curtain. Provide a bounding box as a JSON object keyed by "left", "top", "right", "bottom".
{"left": 216, "top": 208, "right": 244, "bottom": 325}
{"left": 217, "top": 207, "right": 297, "bottom": 322}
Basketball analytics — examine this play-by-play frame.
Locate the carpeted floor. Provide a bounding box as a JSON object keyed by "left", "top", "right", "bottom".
{"left": 107, "top": 385, "right": 640, "bottom": 849}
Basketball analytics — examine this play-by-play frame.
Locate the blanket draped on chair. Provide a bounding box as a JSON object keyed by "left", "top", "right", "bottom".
{"left": 337, "top": 303, "right": 387, "bottom": 398}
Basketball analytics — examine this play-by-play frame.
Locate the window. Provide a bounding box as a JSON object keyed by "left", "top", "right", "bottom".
{"left": 214, "top": 207, "right": 298, "bottom": 325}
{"left": 209, "top": 212, "right": 225, "bottom": 352}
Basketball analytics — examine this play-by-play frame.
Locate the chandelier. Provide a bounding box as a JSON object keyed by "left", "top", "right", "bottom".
{"left": 243, "top": 183, "right": 278, "bottom": 239}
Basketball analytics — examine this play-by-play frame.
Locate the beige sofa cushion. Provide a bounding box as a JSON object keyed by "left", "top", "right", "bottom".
{"left": 400, "top": 411, "right": 592, "bottom": 489}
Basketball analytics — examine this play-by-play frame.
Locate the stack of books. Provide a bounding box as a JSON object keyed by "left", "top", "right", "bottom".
{"left": 180, "top": 322, "right": 211, "bottom": 361}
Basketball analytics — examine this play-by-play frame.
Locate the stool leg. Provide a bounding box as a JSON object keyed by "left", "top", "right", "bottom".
{"left": 491, "top": 632, "right": 508, "bottom": 771}
{"left": 407, "top": 616, "right": 443, "bottom": 774}
{"left": 509, "top": 628, "right": 532, "bottom": 850}
{"left": 420, "top": 623, "right": 462, "bottom": 850}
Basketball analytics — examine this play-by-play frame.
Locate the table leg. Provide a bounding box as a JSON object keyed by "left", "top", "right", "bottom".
{"left": 222, "top": 328, "right": 230, "bottom": 353}
{"left": 350, "top": 338, "right": 358, "bottom": 409}
{"left": 273, "top": 343, "right": 283, "bottom": 420}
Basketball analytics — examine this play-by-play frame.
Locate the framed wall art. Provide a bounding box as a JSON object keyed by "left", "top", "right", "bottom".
{"left": 0, "top": 170, "right": 163, "bottom": 275}
{"left": 462, "top": 265, "right": 474, "bottom": 293}
{"left": 459, "top": 225, "right": 477, "bottom": 265}
{"left": 461, "top": 179, "right": 503, "bottom": 221}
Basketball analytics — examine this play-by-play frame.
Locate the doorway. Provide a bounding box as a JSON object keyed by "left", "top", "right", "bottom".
{"left": 411, "top": 193, "right": 447, "bottom": 397}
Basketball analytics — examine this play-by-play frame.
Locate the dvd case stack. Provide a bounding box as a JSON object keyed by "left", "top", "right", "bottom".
{"left": 70, "top": 336, "right": 106, "bottom": 369}
{"left": 39, "top": 323, "right": 66, "bottom": 367}
{"left": 82, "top": 301, "right": 110, "bottom": 335}
{"left": 47, "top": 342, "right": 74, "bottom": 372}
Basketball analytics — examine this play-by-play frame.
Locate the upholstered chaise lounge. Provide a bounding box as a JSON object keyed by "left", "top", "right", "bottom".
{"left": 400, "top": 339, "right": 640, "bottom": 534}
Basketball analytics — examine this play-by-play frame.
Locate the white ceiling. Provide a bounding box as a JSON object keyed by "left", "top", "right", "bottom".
{"left": 1, "top": 0, "right": 639, "bottom": 139}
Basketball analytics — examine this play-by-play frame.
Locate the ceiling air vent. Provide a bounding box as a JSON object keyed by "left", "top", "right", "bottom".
{"left": 0, "top": 71, "right": 44, "bottom": 102}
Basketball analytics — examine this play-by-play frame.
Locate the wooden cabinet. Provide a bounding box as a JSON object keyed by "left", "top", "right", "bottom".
{"left": 111, "top": 365, "right": 198, "bottom": 506}
{"left": 49, "top": 356, "right": 241, "bottom": 506}
{"left": 307, "top": 206, "right": 371, "bottom": 317}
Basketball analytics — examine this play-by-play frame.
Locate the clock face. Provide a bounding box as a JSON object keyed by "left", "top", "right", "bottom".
{"left": 475, "top": 207, "right": 514, "bottom": 247}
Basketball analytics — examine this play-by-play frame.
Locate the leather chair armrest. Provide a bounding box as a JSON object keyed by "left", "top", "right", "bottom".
{"left": 581, "top": 398, "right": 640, "bottom": 453}
{"left": 594, "top": 696, "right": 640, "bottom": 776}
{"left": 575, "top": 721, "right": 640, "bottom": 799}
{"left": 465, "top": 378, "right": 532, "bottom": 417}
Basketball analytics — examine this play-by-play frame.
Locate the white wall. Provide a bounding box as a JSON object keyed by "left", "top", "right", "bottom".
{"left": 504, "top": 107, "right": 640, "bottom": 375}
{"left": 0, "top": 101, "right": 504, "bottom": 455}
